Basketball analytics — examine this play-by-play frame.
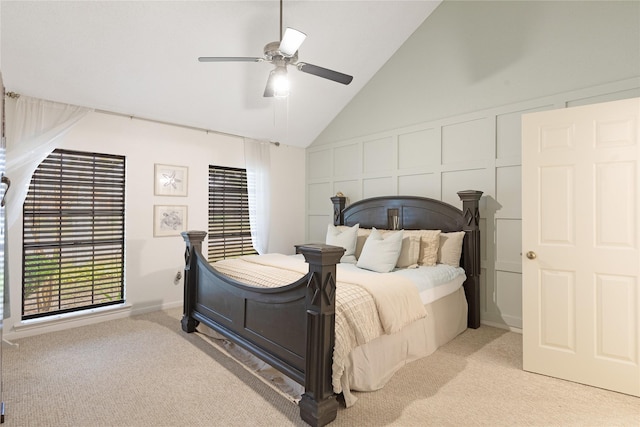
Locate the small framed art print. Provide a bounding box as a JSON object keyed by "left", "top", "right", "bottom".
{"left": 154, "top": 164, "right": 188, "bottom": 196}
{"left": 153, "top": 205, "right": 188, "bottom": 237}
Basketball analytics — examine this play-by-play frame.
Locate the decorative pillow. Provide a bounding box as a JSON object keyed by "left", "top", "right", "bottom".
{"left": 356, "top": 228, "right": 403, "bottom": 273}
{"left": 418, "top": 230, "right": 442, "bottom": 266}
{"left": 399, "top": 230, "right": 441, "bottom": 266}
{"left": 438, "top": 231, "right": 465, "bottom": 267}
{"left": 380, "top": 229, "right": 421, "bottom": 268}
{"left": 338, "top": 226, "right": 371, "bottom": 259}
{"left": 395, "top": 234, "right": 421, "bottom": 268}
{"left": 326, "top": 223, "right": 359, "bottom": 263}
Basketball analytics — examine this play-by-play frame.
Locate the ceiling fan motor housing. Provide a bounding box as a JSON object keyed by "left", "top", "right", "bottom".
{"left": 264, "top": 41, "right": 298, "bottom": 64}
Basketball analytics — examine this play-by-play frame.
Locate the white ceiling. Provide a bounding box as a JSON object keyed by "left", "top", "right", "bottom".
{"left": 1, "top": 1, "right": 441, "bottom": 148}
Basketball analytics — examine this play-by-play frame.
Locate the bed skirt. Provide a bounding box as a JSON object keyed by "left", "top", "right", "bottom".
{"left": 341, "top": 286, "right": 468, "bottom": 406}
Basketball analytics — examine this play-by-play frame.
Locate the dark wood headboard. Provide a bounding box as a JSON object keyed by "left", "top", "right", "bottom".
{"left": 331, "top": 191, "right": 483, "bottom": 328}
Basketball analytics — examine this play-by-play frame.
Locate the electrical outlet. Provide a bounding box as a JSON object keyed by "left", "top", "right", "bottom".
{"left": 173, "top": 271, "right": 182, "bottom": 285}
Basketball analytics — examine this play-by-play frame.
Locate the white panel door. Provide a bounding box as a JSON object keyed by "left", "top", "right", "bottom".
{"left": 522, "top": 97, "right": 640, "bottom": 396}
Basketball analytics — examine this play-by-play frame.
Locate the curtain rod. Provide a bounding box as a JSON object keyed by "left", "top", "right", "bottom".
{"left": 94, "top": 108, "right": 281, "bottom": 147}
{"left": 4, "top": 90, "right": 281, "bottom": 146}
{"left": 93, "top": 108, "right": 242, "bottom": 140}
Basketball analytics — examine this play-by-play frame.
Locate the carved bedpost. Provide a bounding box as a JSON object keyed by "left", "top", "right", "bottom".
{"left": 180, "top": 230, "right": 207, "bottom": 333}
{"left": 330, "top": 196, "right": 346, "bottom": 226}
{"left": 457, "top": 190, "right": 483, "bottom": 329}
{"left": 297, "top": 243, "right": 345, "bottom": 427}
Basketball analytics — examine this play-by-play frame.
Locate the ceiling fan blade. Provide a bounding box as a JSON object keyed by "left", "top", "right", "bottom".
{"left": 297, "top": 63, "right": 353, "bottom": 85}
{"left": 198, "top": 57, "right": 262, "bottom": 62}
{"left": 279, "top": 27, "right": 306, "bottom": 57}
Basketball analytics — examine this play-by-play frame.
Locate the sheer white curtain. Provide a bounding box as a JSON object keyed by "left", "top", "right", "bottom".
{"left": 244, "top": 138, "right": 271, "bottom": 254}
{"left": 6, "top": 96, "right": 92, "bottom": 227}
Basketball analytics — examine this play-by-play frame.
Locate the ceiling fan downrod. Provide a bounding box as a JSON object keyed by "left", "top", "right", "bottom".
{"left": 280, "top": 0, "right": 284, "bottom": 41}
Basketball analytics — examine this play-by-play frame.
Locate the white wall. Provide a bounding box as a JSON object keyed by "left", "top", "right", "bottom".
{"left": 4, "top": 106, "right": 306, "bottom": 339}
{"left": 306, "top": 1, "right": 640, "bottom": 331}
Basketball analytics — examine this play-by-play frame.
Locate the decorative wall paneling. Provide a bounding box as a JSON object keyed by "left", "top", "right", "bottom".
{"left": 306, "top": 78, "right": 640, "bottom": 330}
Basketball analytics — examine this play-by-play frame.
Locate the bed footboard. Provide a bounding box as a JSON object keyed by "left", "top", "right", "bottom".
{"left": 180, "top": 231, "right": 344, "bottom": 427}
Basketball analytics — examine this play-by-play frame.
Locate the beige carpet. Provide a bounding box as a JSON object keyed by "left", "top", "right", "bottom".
{"left": 2, "top": 308, "right": 639, "bottom": 426}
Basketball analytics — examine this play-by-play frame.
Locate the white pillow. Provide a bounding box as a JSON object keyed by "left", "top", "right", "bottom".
{"left": 326, "top": 223, "right": 359, "bottom": 263}
{"left": 356, "top": 228, "right": 403, "bottom": 273}
{"left": 338, "top": 226, "right": 371, "bottom": 259}
{"left": 438, "top": 231, "right": 465, "bottom": 267}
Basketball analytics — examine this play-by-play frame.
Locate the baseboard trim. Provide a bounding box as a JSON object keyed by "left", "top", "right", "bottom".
{"left": 481, "top": 319, "right": 522, "bottom": 334}
{"left": 5, "top": 300, "right": 183, "bottom": 340}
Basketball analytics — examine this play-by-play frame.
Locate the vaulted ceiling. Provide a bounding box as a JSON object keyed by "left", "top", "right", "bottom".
{"left": 1, "top": 1, "right": 441, "bottom": 147}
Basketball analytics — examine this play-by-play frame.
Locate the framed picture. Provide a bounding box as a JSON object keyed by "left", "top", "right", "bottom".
{"left": 154, "top": 164, "right": 188, "bottom": 196}
{"left": 153, "top": 205, "right": 188, "bottom": 237}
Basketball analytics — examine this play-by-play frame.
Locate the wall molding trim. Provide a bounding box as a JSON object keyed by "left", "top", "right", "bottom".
{"left": 305, "top": 77, "right": 640, "bottom": 329}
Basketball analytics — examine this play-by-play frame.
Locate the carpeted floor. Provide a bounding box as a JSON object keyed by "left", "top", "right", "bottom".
{"left": 2, "top": 308, "right": 638, "bottom": 426}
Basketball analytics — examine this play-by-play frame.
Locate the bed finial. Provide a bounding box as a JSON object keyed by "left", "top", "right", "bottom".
{"left": 458, "top": 190, "right": 483, "bottom": 228}
{"left": 330, "top": 193, "right": 346, "bottom": 225}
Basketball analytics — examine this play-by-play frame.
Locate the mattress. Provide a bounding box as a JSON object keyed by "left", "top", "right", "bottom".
{"left": 311, "top": 255, "right": 467, "bottom": 306}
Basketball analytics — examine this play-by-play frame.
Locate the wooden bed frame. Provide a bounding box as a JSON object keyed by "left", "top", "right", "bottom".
{"left": 180, "top": 190, "right": 482, "bottom": 426}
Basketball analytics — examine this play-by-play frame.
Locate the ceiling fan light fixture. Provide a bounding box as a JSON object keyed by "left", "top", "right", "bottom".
{"left": 279, "top": 27, "right": 306, "bottom": 57}
{"left": 265, "top": 66, "right": 290, "bottom": 98}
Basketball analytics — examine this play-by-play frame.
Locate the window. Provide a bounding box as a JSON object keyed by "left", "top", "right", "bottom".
{"left": 208, "top": 165, "right": 256, "bottom": 262}
{"left": 22, "top": 149, "right": 125, "bottom": 320}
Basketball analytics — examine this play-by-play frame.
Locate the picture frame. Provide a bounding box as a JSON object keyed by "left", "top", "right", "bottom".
{"left": 153, "top": 205, "right": 188, "bottom": 237}
{"left": 154, "top": 164, "right": 188, "bottom": 196}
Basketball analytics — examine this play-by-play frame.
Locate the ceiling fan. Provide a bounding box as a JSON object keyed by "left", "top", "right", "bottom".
{"left": 198, "top": 0, "right": 353, "bottom": 97}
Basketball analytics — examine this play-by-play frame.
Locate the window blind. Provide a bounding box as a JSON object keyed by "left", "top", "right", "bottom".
{"left": 22, "top": 149, "right": 125, "bottom": 320}
{"left": 208, "top": 165, "right": 256, "bottom": 262}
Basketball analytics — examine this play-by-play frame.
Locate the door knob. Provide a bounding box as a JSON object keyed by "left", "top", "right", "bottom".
{"left": 526, "top": 251, "right": 537, "bottom": 260}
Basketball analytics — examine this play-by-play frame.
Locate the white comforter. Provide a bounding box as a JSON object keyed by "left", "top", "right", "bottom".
{"left": 212, "top": 253, "right": 427, "bottom": 395}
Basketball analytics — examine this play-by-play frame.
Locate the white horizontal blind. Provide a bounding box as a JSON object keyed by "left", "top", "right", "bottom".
{"left": 22, "top": 149, "right": 125, "bottom": 320}
{"left": 208, "top": 165, "right": 256, "bottom": 262}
